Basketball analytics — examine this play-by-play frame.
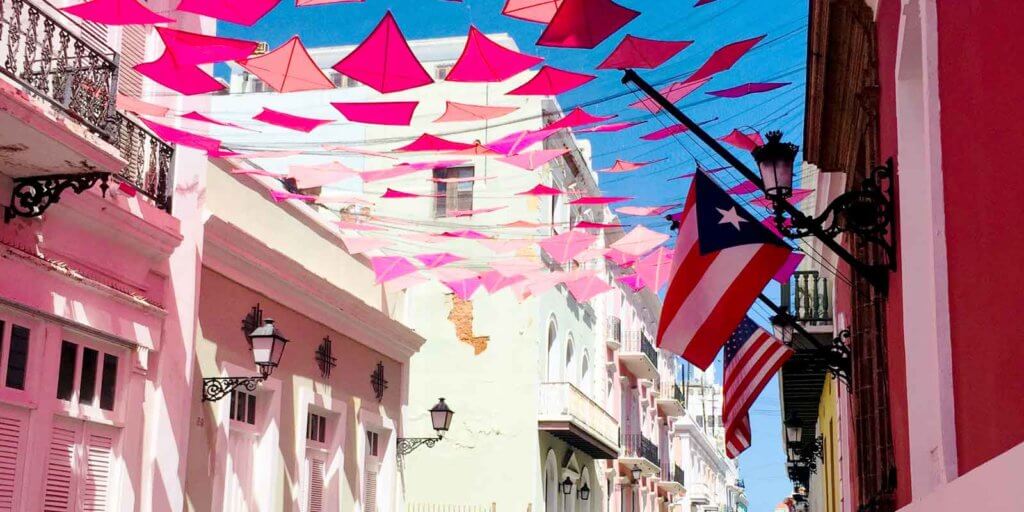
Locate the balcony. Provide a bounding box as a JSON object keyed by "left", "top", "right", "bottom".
{"left": 780, "top": 270, "right": 833, "bottom": 330}
{"left": 688, "top": 482, "right": 711, "bottom": 504}
{"left": 657, "top": 464, "right": 685, "bottom": 494}
{"left": 620, "top": 433, "right": 659, "bottom": 476}
{"left": 656, "top": 382, "right": 686, "bottom": 417}
{"left": 538, "top": 382, "right": 619, "bottom": 459}
{"left": 620, "top": 330, "right": 659, "bottom": 381}
{"left": 606, "top": 316, "right": 622, "bottom": 350}
{"left": 0, "top": 0, "right": 174, "bottom": 217}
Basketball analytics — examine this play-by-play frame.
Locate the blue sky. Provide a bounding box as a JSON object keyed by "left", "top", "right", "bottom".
{"left": 218, "top": 1, "right": 807, "bottom": 509}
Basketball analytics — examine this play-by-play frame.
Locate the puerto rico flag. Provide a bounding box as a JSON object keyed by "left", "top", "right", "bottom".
{"left": 656, "top": 171, "right": 790, "bottom": 369}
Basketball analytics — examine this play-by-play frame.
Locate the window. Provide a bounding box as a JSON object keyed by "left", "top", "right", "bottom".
{"left": 229, "top": 390, "right": 257, "bottom": 425}
{"left": 55, "top": 340, "right": 119, "bottom": 411}
{"left": 364, "top": 429, "right": 381, "bottom": 512}
{"left": 330, "top": 71, "right": 344, "bottom": 87}
{"left": 433, "top": 166, "right": 475, "bottom": 218}
{"left": 307, "top": 412, "right": 327, "bottom": 444}
{"left": 435, "top": 63, "right": 454, "bottom": 80}
{"left": 0, "top": 320, "right": 31, "bottom": 391}
{"left": 365, "top": 430, "right": 379, "bottom": 457}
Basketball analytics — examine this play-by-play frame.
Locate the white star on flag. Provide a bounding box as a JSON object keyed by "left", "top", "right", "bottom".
{"left": 716, "top": 206, "right": 747, "bottom": 230}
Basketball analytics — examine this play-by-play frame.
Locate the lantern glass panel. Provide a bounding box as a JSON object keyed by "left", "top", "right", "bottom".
{"left": 430, "top": 398, "right": 454, "bottom": 435}
{"left": 561, "top": 478, "right": 574, "bottom": 495}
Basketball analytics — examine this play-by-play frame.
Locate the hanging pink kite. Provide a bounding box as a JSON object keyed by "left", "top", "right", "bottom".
{"left": 640, "top": 124, "right": 690, "bottom": 141}
{"left": 446, "top": 27, "right": 544, "bottom": 83}
{"left": 497, "top": 149, "right": 570, "bottom": 171}
{"left": 566, "top": 275, "right": 613, "bottom": 302}
{"left": 615, "top": 204, "right": 678, "bottom": 216}
{"left": 440, "top": 230, "right": 492, "bottom": 240}
{"left": 507, "top": 66, "right": 595, "bottom": 96}
{"left": 298, "top": 0, "right": 364, "bottom": 5}
{"left": 574, "top": 220, "right": 623, "bottom": 229}
{"left": 289, "top": 162, "right": 358, "bottom": 188}
{"left": 371, "top": 256, "right": 419, "bottom": 284}
{"left": 117, "top": 94, "right": 169, "bottom": 117}
{"left": 616, "top": 274, "right": 645, "bottom": 293}
{"left": 599, "top": 158, "right": 664, "bottom": 173}
{"left": 238, "top": 36, "right": 334, "bottom": 93}
{"left": 270, "top": 190, "right": 317, "bottom": 203}
{"left": 695, "top": 0, "right": 718, "bottom": 6}
{"left": 597, "top": 35, "right": 692, "bottom": 70}
{"left": 141, "top": 119, "right": 222, "bottom": 153}
{"left": 605, "top": 248, "right": 636, "bottom": 268}
{"left": 630, "top": 78, "right": 709, "bottom": 112}
{"left": 486, "top": 128, "right": 558, "bottom": 155}
{"left": 476, "top": 238, "right": 533, "bottom": 254}
{"left": 332, "top": 102, "right": 418, "bottom": 126}
{"left": 332, "top": 11, "right": 433, "bottom": 93}
{"left": 415, "top": 253, "right": 464, "bottom": 269}
{"left": 516, "top": 184, "right": 564, "bottom": 196}
{"left": 685, "top": 35, "right": 766, "bottom": 83}
{"left": 546, "top": 107, "right": 616, "bottom": 130}
{"left": 447, "top": 206, "right": 508, "bottom": 218}
{"left": 773, "top": 253, "right": 805, "bottom": 284}
{"left": 480, "top": 271, "right": 526, "bottom": 294}
{"left": 360, "top": 165, "right": 422, "bottom": 183}
{"left": 750, "top": 189, "right": 812, "bottom": 209}
{"left": 569, "top": 196, "right": 632, "bottom": 205}
{"left": 634, "top": 246, "right": 673, "bottom": 292}
{"left": 177, "top": 0, "right": 280, "bottom": 26}
{"left": 443, "top": 276, "right": 483, "bottom": 300}
{"left": 708, "top": 82, "right": 790, "bottom": 98}
{"left": 336, "top": 220, "right": 383, "bottom": 232}
{"left": 577, "top": 121, "right": 644, "bottom": 133}
{"left": 434, "top": 101, "right": 519, "bottom": 123}
{"left": 719, "top": 129, "right": 764, "bottom": 151}
{"left": 155, "top": 28, "right": 258, "bottom": 64}
{"left": 62, "top": 0, "right": 173, "bottom": 25}
{"left": 727, "top": 181, "right": 760, "bottom": 195}
{"left": 180, "top": 111, "right": 250, "bottom": 130}
{"left": 253, "top": 108, "right": 332, "bottom": 132}
{"left": 134, "top": 52, "right": 224, "bottom": 95}
{"left": 395, "top": 134, "right": 476, "bottom": 152}
{"left": 342, "top": 236, "right": 390, "bottom": 255}
{"left": 501, "top": 0, "right": 562, "bottom": 23}
{"left": 610, "top": 225, "right": 669, "bottom": 256}
{"left": 539, "top": 231, "right": 597, "bottom": 264}
{"left": 537, "top": 0, "right": 639, "bottom": 49}
{"left": 381, "top": 188, "right": 439, "bottom": 199}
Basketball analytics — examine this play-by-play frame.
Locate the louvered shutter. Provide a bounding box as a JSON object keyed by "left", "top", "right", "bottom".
{"left": 363, "top": 468, "right": 377, "bottom": 512}
{"left": 307, "top": 456, "right": 325, "bottom": 512}
{"left": 82, "top": 426, "right": 115, "bottom": 511}
{"left": 118, "top": 26, "right": 149, "bottom": 98}
{"left": 43, "top": 420, "right": 79, "bottom": 512}
{"left": 80, "top": 22, "right": 109, "bottom": 52}
{"left": 0, "top": 407, "right": 27, "bottom": 512}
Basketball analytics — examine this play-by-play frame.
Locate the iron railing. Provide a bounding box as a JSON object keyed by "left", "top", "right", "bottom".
{"left": 781, "top": 270, "right": 833, "bottom": 325}
{"left": 623, "top": 330, "right": 659, "bottom": 368}
{"left": 623, "top": 433, "right": 659, "bottom": 466}
{"left": 673, "top": 465, "right": 685, "bottom": 487}
{"left": 660, "top": 381, "right": 685, "bottom": 406}
{"left": 0, "top": 0, "right": 174, "bottom": 212}
{"left": 538, "top": 382, "right": 620, "bottom": 451}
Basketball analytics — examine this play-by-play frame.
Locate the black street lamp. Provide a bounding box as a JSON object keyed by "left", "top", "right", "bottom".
{"left": 631, "top": 465, "right": 642, "bottom": 482}
{"left": 578, "top": 482, "right": 591, "bottom": 501}
{"left": 397, "top": 398, "right": 455, "bottom": 464}
{"left": 202, "top": 309, "right": 290, "bottom": 402}
{"left": 561, "top": 477, "right": 575, "bottom": 496}
{"left": 751, "top": 131, "right": 799, "bottom": 200}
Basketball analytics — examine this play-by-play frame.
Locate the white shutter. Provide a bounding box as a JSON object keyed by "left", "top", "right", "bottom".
{"left": 82, "top": 427, "right": 115, "bottom": 511}
{"left": 0, "top": 407, "right": 27, "bottom": 512}
{"left": 363, "top": 468, "right": 377, "bottom": 512}
{"left": 225, "top": 432, "right": 256, "bottom": 512}
{"left": 43, "top": 420, "right": 79, "bottom": 512}
{"left": 118, "top": 26, "right": 149, "bottom": 98}
{"left": 307, "top": 456, "right": 325, "bottom": 512}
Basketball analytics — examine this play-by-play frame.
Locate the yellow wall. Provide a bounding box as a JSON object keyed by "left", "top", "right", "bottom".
{"left": 817, "top": 376, "right": 842, "bottom": 512}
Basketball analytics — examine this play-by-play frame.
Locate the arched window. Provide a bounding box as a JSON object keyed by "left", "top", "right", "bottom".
{"left": 580, "top": 351, "right": 592, "bottom": 396}
{"left": 547, "top": 320, "right": 559, "bottom": 381}
{"left": 544, "top": 451, "right": 559, "bottom": 512}
{"left": 565, "top": 336, "right": 576, "bottom": 384}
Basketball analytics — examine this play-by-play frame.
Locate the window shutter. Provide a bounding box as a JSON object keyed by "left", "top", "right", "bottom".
{"left": 118, "top": 26, "right": 149, "bottom": 98}
{"left": 43, "top": 421, "right": 79, "bottom": 512}
{"left": 363, "top": 469, "right": 377, "bottom": 512}
{"left": 82, "top": 428, "right": 115, "bottom": 511}
{"left": 308, "top": 457, "right": 325, "bottom": 512}
{"left": 0, "top": 407, "right": 27, "bottom": 512}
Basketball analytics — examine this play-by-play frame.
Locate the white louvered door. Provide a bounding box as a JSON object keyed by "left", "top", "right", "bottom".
{"left": 224, "top": 431, "right": 256, "bottom": 512}
{"left": 0, "top": 406, "right": 27, "bottom": 512}
{"left": 118, "top": 26, "right": 149, "bottom": 98}
{"left": 81, "top": 424, "right": 116, "bottom": 512}
{"left": 43, "top": 418, "right": 120, "bottom": 512}
{"left": 43, "top": 418, "right": 79, "bottom": 512}
{"left": 304, "top": 452, "right": 325, "bottom": 512}
{"left": 362, "top": 468, "right": 377, "bottom": 512}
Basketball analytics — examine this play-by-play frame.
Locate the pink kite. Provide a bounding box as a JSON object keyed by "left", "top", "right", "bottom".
{"left": 371, "top": 256, "right": 418, "bottom": 284}
{"left": 668, "top": 166, "right": 729, "bottom": 181}
{"left": 539, "top": 231, "right": 597, "bottom": 264}
{"left": 634, "top": 246, "right": 673, "bottom": 291}
{"left": 324, "top": 144, "right": 398, "bottom": 160}
{"left": 610, "top": 225, "right": 669, "bottom": 256}
{"left": 231, "top": 168, "right": 285, "bottom": 178}
{"left": 507, "top": 66, "right": 595, "bottom": 96}
{"left": 501, "top": 0, "right": 562, "bottom": 23}
{"left": 686, "top": 35, "right": 766, "bottom": 83}
{"left": 476, "top": 238, "right": 533, "bottom": 254}
{"left": 381, "top": 188, "right": 437, "bottom": 199}
{"left": 497, "top": 148, "right": 569, "bottom": 171}
{"left": 566, "top": 275, "right": 613, "bottom": 302}
{"left": 597, "top": 35, "right": 692, "bottom": 70}
{"left": 117, "top": 94, "right": 168, "bottom": 117}
{"left": 605, "top": 248, "right": 636, "bottom": 268}
{"left": 289, "top": 162, "right": 358, "bottom": 188}
{"left": 332, "top": 12, "right": 433, "bottom": 93}
{"left": 640, "top": 124, "right": 690, "bottom": 141}
{"left": 773, "top": 252, "right": 805, "bottom": 284}
{"left": 62, "top": 0, "right": 173, "bottom": 25}
{"left": 750, "top": 189, "right": 812, "bottom": 209}
{"left": 253, "top": 108, "right": 332, "bottom": 132}
{"left": 695, "top": 0, "right": 718, "bottom": 5}
{"left": 360, "top": 165, "right": 423, "bottom": 183}
{"left": 516, "top": 184, "right": 563, "bottom": 196}
{"left": 269, "top": 190, "right": 317, "bottom": 203}
{"left": 502, "top": 220, "right": 545, "bottom": 228}
{"left": 630, "top": 78, "right": 709, "bottom": 113}
{"left": 141, "top": 119, "right": 221, "bottom": 153}
{"left": 176, "top": 0, "right": 279, "bottom": 26}
{"left": 332, "top": 101, "right": 418, "bottom": 126}
{"left": 719, "top": 129, "right": 765, "bottom": 151}
{"left": 155, "top": 28, "right": 258, "bottom": 64}
{"left": 297, "top": 0, "right": 364, "bottom": 5}
{"left": 443, "top": 276, "right": 483, "bottom": 300}
{"left": 616, "top": 274, "right": 645, "bottom": 293}
{"left": 396, "top": 134, "right": 476, "bottom": 152}
{"left": 574, "top": 221, "right": 622, "bottom": 229}
{"left": 434, "top": 101, "right": 519, "bottom": 123}
{"left": 238, "top": 36, "right": 334, "bottom": 93}
{"left": 616, "top": 204, "right": 677, "bottom": 216}
{"left": 447, "top": 206, "right": 508, "bottom": 218}
{"left": 727, "top": 181, "right": 760, "bottom": 195}
{"left": 568, "top": 196, "right": 632, "bottom": 205}
{"left": 537, "top": 0, "right": 639, "bottom": 49}
{"left": 599, "top": 158, "right": 664, "bottom": 173}
{"left": 450, "top": 143, "right": 502, "bottom": 156}
{"left": 486, "top": 128, "right": 557, "bottom": 155}
{"left": 546, "top": 107, "right": 616, "bottom": 130}
{"left": 134, "top": 52, "right": 223, "bottom": 95}
{"left": 490, "top": 258, "right": 543, "bottom": 277}
{"left": 181, "top": 111, "right": 249, "bottom": 130}
{"left": 336, "top": 221, "right": 383, "bottom": 232}
{"left": 440, "top": 230, "right": 491, "bottom": 240}
{"left": 577, "top": 121, "right": 644, "bottom": 133}
{"left": 446, "top": 27, "right": 543, "bottom": 83}
{"left": 480, "top": 271, "right": 526, "bottom": 294}
{"left": 415, "top": 253, "right": 464, "bottom": 269}
{"left": 384, "top": 273, "right": 429, "bottom": 294}
{"left": 708, "top": 82, "right": 790, "bottom": 98}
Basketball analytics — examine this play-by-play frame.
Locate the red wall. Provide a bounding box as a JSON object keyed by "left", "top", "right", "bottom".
{"left": 934, "top": 2, "right": 1024, "bottom": 474}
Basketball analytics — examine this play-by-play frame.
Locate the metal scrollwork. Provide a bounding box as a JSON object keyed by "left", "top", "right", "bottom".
{"left": 201, "top": 376, "right": 265, "bottom": 402}
{"left": 4, "top": 172, "right": 109, "bottom": 222}
{"left": 821, "top": 329, "right": 852, "bottom": 386}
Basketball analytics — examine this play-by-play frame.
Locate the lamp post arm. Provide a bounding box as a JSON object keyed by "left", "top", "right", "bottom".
{"left": 756, "top": 293, "right": 827, "bottom": 351}
{"left": 621, "top": 69, "right": 888, "bottom": 293}
{"left": 202, "top": 376, "right": 266, "bottom": 402}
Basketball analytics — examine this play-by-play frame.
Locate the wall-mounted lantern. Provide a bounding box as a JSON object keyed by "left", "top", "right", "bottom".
{"left": 397, "top": 398, "right": 455, "bottom": 464}
{"left": 202, "top": 305, "right": 289, "bottom": 402}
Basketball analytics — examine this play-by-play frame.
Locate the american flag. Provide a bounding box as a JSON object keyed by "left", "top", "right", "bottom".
{"left": 724, "top": 316, "right": 793, "bottom": 458}
{"left": 656, "top": 171, "right": 791, "bottom": 369}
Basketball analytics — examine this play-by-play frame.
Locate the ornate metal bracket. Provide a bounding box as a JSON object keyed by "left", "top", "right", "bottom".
{"left": 4, "top": 172, "right": 110, "bottom": 222}
{"left": 803, "top": 435, "right": 825, "bottom": 474}
{"left": 772, "top": 158, "right": 896, "bottom": 282}
{"left": 202, "top": 376, "right": 265, "bottom": 402}
{"left": 820, "top": 329, "right": 852, "bottom": 386}
{"left": 396, "top": 436, "right": 441, "bottom": 469}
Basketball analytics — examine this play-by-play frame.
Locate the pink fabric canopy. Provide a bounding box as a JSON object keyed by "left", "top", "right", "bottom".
{"left": 750, "top": 189, "right": 812, "bottom": 209}
{"left": 341, "top": 236, "right": 389, "bottom": 255}
{"left": 440, "top": 230, "right": 491, "bottom": 240}
{"left": 577, "top": 121, "right": 643, "bottom": 133}
{"left": 497, "top": 148, "right": 569, "bottom": 171}
{"left": 566, "top": 275, "right": 613, "bottom": 302}
{"left": 537, "top": 0, "right": 639, "bottom": 49}
{"left": 516, "top": 184, "right": 563, "bottom": 196}
{"left": 434, "top": 101, "right": 519, "bottom": 122}
{"left": 270, "top": 190, "right": 317, "bottom": 203}
{"left": 604, "top": 248, "right": 636, "bottom": 267}
{"left": 325, "top": 144, "right": 398, "bottom": 160}
{"left": 568, "top": 196, "right": 632, "bottom": 205}
{"left": 634, "top": 246, "right": 673, "bottom": 292}
{"left": 546, "top": 107, "right": 616, "bottom": 130}
{"left": 475, "top": 238, "right": 533, "bottom": 254}
{"left": 616, "top": 274, "right": 645, "bottom": 293}
{"left": 443, "top": 276, "right": 483, "bottom": 300}
{"left": 615, "top": 204, "right": 678, "bottom": 216}
{"left": 62, "top": 0, "right": 173, "bottom": 25}
{"left": 708, "top": 82, "right": 790, "bottom": 98}
{"left": 335, "top": 220, "right": 383, "bottom": 232}
{"left": 773, "top": 253, "right": 805, "bottom": 284}
{"left": 630, "top": 78, "right": 709, "bottom": 112}
{"left": 238, "top": 36, "right": 334, "bottom": 93}
{"left": 360, "top": 165, "right": 422, "bottom": 183}
{"left": 181, "top": 111, "right": 248, "bottom": 130}
{"left": 686, "top": 35, "right": 765, "bottom": 83}
{"left": 446, "top": 27, "right": 543, "bottom": 83}
{"left": 640, "top": 124, "right": 690, "bottom": 141}
{"left": 719, "top": 129, "right": 764, "bottom": 151}
{"left": 415, "top": 253, "right": 464, "bottom": 269}
{"left": 539, "top": 231, "right": 597, "bottom": 264}
{"left": 396, "top": 134, "right": 476, "bottom": 152}
{"left": 695, "top": 0, "right": 718, "bottom": 5}
{"left": 480, "top": 271, "right": 526, "bottom": 294}
{"left": 297, "top": 0, "right": 364, "bottom": 5}
{"left": 727, "top": 181, "right": 760, "bottom": 195}
{"left": 371, "top": 256, "right": 418, "bottom": 284}
{"left": 134, "top": 52, "right": 224, "bottom": 95}
{"left": 384, "top": 273, "right": 429, "bottom": 294}
{"left": 289, "top": 162, "right": 358, "bottom": 188}
{"left": 117, "top": 94, "right": 168, "bottom": 117}
{"left": 332, "top": 101, "right": 418, "bottom": 126}
{"left": 176, "top": 0, "right": 279, "bottom": 26}
{"left": 155, "top": 28, "right": 258, "bottom": 64}
{"left": 447, "top": 206, "right": 507, "bottom": 218}
{"left": 332, "top": 11, "right": 433, "bottom": 93}
{"left": 599, "top": 158, "right": 664, "bottom": 173}
{"left": 381, "top": 188, "right": 438, "bottom": 199}
{"left": 610, "top": 225, "right": 669, "bottom": 256}
{"left": 141, "top": 119, "right": 221, "bottom": 153}
{"left": 253, "top": 108, "right": 332, "bottom": 132}
{"left": 486, "top": 128, "right": 557, "bottom": 155}
{"left": 597, "top": 35, "right": 692, "bottom": 70}
{"left": 501, "top": 0, "right": 562, "bottom": 23}
{"left": 507, "top": 66, "right": 595, "bottom": 96}
{"left": 574, "top": 221, "right": 622, "bottom": 229}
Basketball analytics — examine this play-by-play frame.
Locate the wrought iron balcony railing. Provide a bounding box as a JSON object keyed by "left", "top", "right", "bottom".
{"left": 0, "top": 0, "right": 174, "bottom": 212}
{"left": 673, "top": 465, "right": 685, "bottom": 487}
{"left": 623, "top": 330, "right": 659, "bottom": 369}
{"left": 538, "top": 381, "right": 620, "bottom": 452}
{"left": 781, "top": 270, "right": 833, "bottom": 325}
{"left": 622, "top": 433, "right": 659, "bottom": 467}
{"left": 660, "top": 381, "right": 685, "bottom": 406}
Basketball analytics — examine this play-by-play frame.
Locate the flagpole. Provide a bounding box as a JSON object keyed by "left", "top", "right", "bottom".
{"left": 757, "top": 294, "right": 826, "bottom": 351}
{"left": 621, "top": 69, "right": 887, "bottom": 293}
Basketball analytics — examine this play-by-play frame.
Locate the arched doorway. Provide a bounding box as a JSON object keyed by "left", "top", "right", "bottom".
{"left": 547, "top": 319, "right": 559, "bottom": 381}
